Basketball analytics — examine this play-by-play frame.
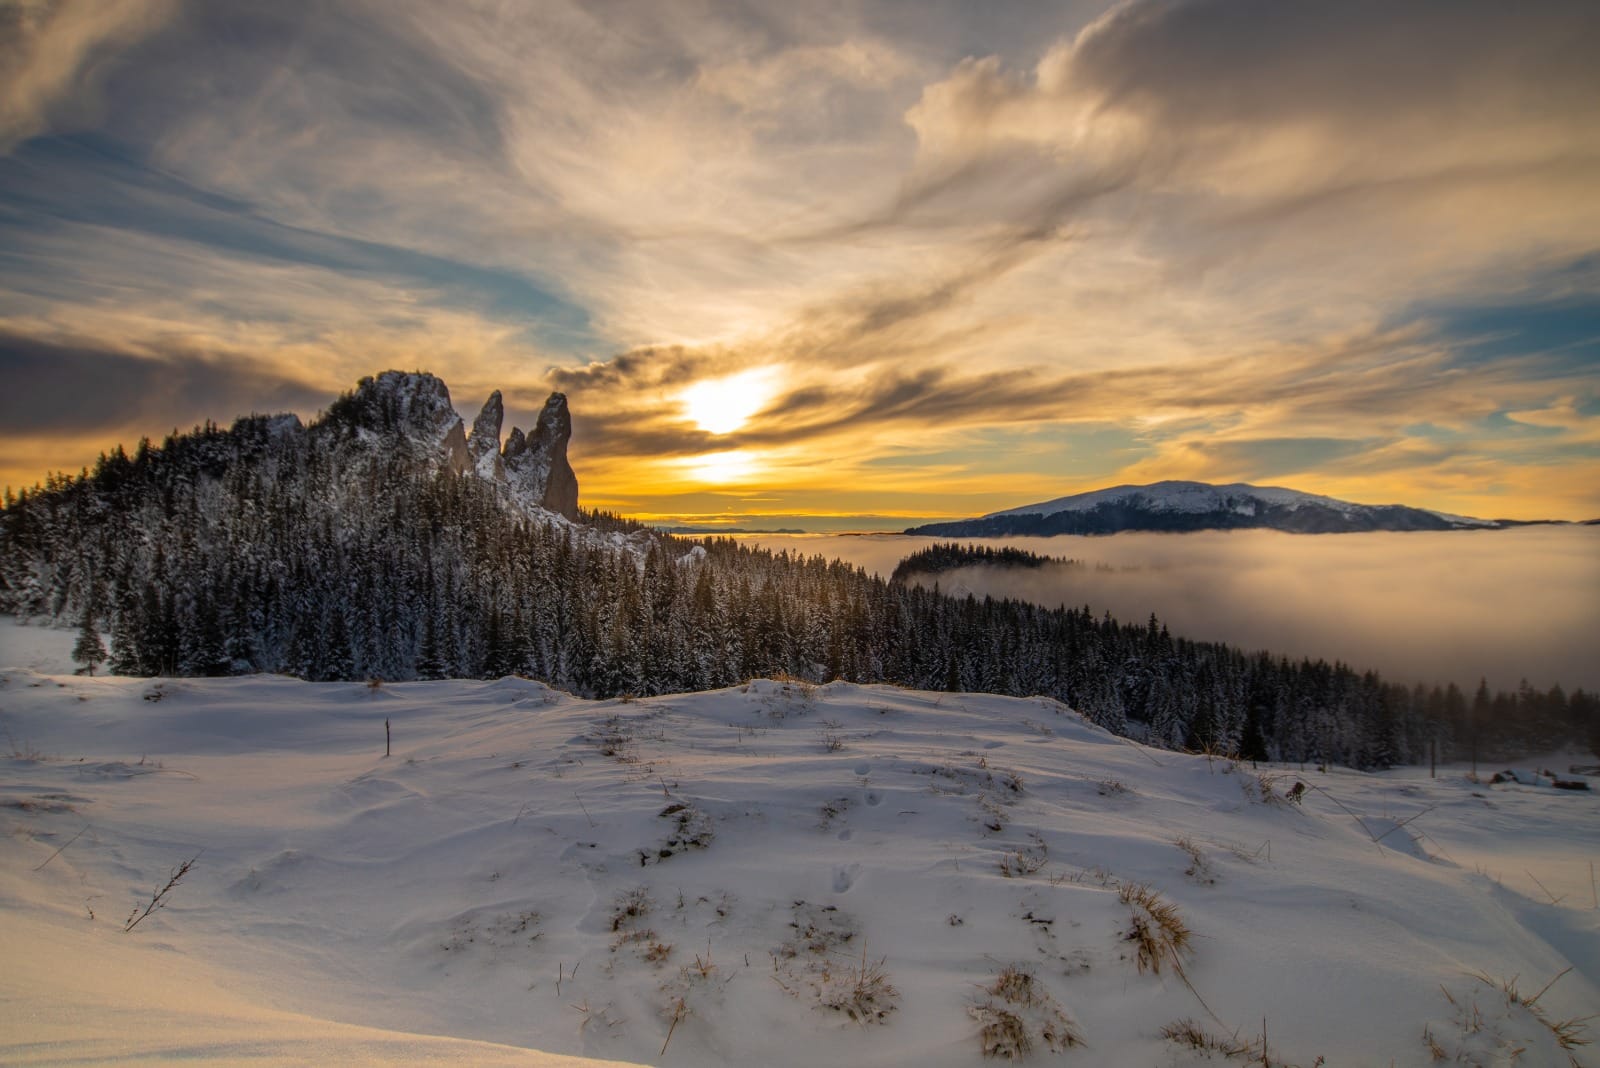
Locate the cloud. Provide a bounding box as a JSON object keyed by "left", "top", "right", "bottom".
{"left": 0, "top": 326, "right": 326, "bottom": 434}
{"left": 1, "top": 0, "right": 1597, "bottom": 521}
{"left": 896, "top": 0, "right": 1600, "bottom": 324}
{"left": 891, "top": 526, "right": 1600, "bottom": 690}
{"left": 1148, "top": 437, "right": 1380, "bottom": 483}
{"left": 1063, "top": 0, "right": 1600, "bottom": 137}
{"left": 0, "top": 0, "right": 177, "bottom": 152}
{"left": 909, "top": 0, "right": 1600, "bottom": 182}
{"left": 1505, "top": 398, "right": 1600, "bottom": 443}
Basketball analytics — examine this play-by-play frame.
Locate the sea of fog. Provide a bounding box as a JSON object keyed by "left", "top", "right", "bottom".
{"left": 739, "top": 526, "right": 1600, "bottom": 693}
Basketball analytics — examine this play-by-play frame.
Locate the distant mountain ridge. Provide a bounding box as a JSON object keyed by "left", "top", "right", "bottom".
{"left": 908, "top": 480, "right": 1510, "bottom": 536}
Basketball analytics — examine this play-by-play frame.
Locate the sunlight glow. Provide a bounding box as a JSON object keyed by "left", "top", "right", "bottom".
{"left": 681, "top": 450, "right": 757, "bottom": 484}
{"left": 679, "top": 369, "right": 775, "bottom": 434}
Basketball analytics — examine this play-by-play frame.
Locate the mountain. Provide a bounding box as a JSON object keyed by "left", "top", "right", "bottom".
{"left": 907, "top": 480, "right": 1502, "bottom": 536}
{"left": 2, "top": 371, "right": 1586, "bottom": 769}
{"left": 0, "top": 369, "right": 633, "bottom": 682}
{"left": 325, "top": 370, "right": 579, "bottom": 519}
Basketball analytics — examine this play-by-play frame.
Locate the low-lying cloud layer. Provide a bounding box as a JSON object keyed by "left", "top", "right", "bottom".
{"left": 748, "top": 528, "right": 1600, "bottom": 692}
{"left": 1, "top": 0, "right": 1596, "bottom": 520}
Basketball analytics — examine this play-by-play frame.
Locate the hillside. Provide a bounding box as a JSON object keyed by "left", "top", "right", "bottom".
{"left": 2, "top": 371, "right": 1590, "bottom": 768}
{"left": 908, "top": 481, "right": 1505, "bottom": 537}
{"left": 3, "top": 627, "right": 1597, "bottom": 1066}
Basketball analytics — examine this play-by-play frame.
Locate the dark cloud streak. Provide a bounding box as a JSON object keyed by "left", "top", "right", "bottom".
{"left": 0, "top": 328, "right": 327, "bottom": 436}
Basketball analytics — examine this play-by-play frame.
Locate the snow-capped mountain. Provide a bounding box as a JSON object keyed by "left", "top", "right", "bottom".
{"left": 908, "top": 480, "right": 1501, "bottom": 536}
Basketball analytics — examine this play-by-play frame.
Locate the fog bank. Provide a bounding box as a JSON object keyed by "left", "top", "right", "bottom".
{"left": 741, "top": 527, "right": 1600, "bottom": 692}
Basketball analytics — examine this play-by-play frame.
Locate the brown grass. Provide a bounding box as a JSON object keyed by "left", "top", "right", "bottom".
{"left": 1118, "top": 882, "right": 1192, "bottom": 975}
{"left": 1470, "top": 968, "right": 1594, "bottom": 1065}
{"left": 819, "top": 946, "right": 899, "bottom": 1024}
{"left": 971, "top": 964, "right": 1081, "bottom": 1058}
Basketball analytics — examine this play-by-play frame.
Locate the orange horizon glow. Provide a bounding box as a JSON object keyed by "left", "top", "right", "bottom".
{"left": 1, "top": 3, "right": 1596, "bottom": 527}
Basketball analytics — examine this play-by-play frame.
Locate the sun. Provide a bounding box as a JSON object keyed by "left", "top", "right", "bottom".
{"left": 681, "top": 450, "right": 756, "bottom": 484}
{"left": 679, "top": 369, "right": 775, "bottom": 435}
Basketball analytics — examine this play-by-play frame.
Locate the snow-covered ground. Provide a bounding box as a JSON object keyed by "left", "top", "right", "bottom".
{"left": 3, "top": 620, "right": 1597, "bottom": 1066}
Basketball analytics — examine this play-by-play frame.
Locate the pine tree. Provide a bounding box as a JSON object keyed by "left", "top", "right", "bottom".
{"left": 72, "top": 605, "right": 107, "bottom": 676}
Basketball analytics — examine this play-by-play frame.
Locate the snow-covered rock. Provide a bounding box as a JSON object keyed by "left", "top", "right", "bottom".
{"left": 342, "top": 370, "right": 472, "bottom": 475}
{"left": 326, "top": 371, "right": 580, "bottom": 522}
{"left": 468, "top": 389, "right": 507, "bottom": 482}
{"left": 503, "top": 392, "right": 579, "bottom": 520}
{"left": 911, "top": 480, "right": 1501, "bottom": 536}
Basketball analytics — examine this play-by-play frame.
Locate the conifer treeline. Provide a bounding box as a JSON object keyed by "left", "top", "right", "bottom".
{"left": 888, "top": 543, "right": 1072, "bottom": 584}
{"left": 2, "top": 418, "right": 1593, "bottom": 767}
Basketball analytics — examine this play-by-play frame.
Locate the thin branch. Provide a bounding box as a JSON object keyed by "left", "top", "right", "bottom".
{"left": 1370, "top": 804, "right": 1438, "bottom": 845}
{"left": 1529, "top": 966, "right": 1573, "bottom": 1006}
{"left": 33, "top": 824, "right": 89, "bottom": 871}
{"left": 1306, "top": 784, "right": 1381, "bottom": 846}
{"left": 1524, "top": 869, "right": 1566, "bottom": 905}
{"left": 123, "top": 849, "right": 202, "bottom": 932}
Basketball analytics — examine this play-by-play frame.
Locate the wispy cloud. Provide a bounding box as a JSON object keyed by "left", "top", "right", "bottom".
{"left": 0, "top": 0, "right": 1595, "bottom": 518}
{"left": 0, "top": 0, "right": 178, "bottom": 151}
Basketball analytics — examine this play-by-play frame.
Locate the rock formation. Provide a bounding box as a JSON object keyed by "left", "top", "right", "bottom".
{"left": 335, "top": 371, "right": 578, "bottom": 520}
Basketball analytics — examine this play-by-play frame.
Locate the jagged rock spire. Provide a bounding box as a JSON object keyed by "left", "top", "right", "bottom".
{"left": 468, "top": 390, "right": 505, "bottom": 481}
{"left": 331, "top": 372, "right": 577, "bottom": 520}
{"left": 503, "top": 392, "right": 578, "bottom": 520}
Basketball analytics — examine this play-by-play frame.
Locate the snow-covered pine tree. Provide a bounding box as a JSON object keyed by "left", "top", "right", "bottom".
{"left": 72, "top": 603, "right": 107, "bottom": 676}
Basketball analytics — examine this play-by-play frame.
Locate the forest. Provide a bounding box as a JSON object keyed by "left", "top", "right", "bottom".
{"left": 2, "top": 411, "right": 1593, "bottom": 769}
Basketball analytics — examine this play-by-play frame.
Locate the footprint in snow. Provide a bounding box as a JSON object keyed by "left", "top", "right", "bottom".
{"left": 833, "top": 863, "right": 860, "bottom": 893}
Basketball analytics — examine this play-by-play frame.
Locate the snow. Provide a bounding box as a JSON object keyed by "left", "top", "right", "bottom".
{"left": 3, "top": 620, "right": 1597, "bottom": 1066}
{"left": 986, "top": 480, "right": 1497, "bottom": 526}
{"left": 985, "top": 481, "right": 1338, "bottom": 518}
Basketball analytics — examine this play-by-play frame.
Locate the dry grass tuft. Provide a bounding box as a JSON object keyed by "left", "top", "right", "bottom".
{"left": 997, "top": 834, "right": 1049, "bottom": 878}
{"left": 972, "top": 1004, "right": 1032, "bottom": 1060}
{"left": 971, "top": 964, "right": 1081, "bottom": 1058}
{"left": 818, "top": 946, "right": 899, "bottom": 1024}
{"left": 771, "top": 672, "right": 817, "bottom": 700}
{"left": 1160, "top": 1018, "right": 1257, "bottom": 1058}
{"left": 1119, "top": 882, "right": 1192, "bottom": 975}
{"left": 1174, "top": 836, "right": 1216, "bottom": 884}
{"left": 1431, "top": 969, "right": 1593, "bottom": 1068}
{"left": 990, "top": 965, "right": 1041, "bottom": 1007}
{"left": 610, "top": 887, "right": 652, "bottom": 932}
{"left": 1473, "top": 968, "right": 1593, "bottom": 1064}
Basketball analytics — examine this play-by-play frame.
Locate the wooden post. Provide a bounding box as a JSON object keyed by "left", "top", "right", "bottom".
{"left": 1430, "top": 738, "right": 1436, "bottom": 779}
{"left": 385, "top": 718, "right": 391, "bottom": 758}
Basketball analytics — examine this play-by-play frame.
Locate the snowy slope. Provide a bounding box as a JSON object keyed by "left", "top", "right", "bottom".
{"left": 991, "top": 481, "right": 1347, "bottom": 518}
{"left": 988, "top": 481, "right": 1494, "bottom": 525}
{"left": 911, "top": 481, "right": 1501, "bottom": 536}
{"left": 3, "top": 628, "right": 1596, "bottom": 1066}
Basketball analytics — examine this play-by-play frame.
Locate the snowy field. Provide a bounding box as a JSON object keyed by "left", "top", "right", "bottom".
{"left": 3, "top": 620, "right": 1598, "bottom": 1066}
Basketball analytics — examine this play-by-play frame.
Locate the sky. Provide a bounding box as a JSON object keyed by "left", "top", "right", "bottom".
{"left": 1, "top": 0, "right": 1598, "bottom": 529}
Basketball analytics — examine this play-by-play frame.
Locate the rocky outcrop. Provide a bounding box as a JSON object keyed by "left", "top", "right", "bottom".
{"left": 468, "top": 390, "right": 505, "bottom": 482}
{"left": 332, "top": 371, "right": 470, "bottom": 475}
{"left": 503, "top": 393, "right": 578, "bottom": 520}
{"left": 324, "top": 372, "right": 579, "bottom": 520}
